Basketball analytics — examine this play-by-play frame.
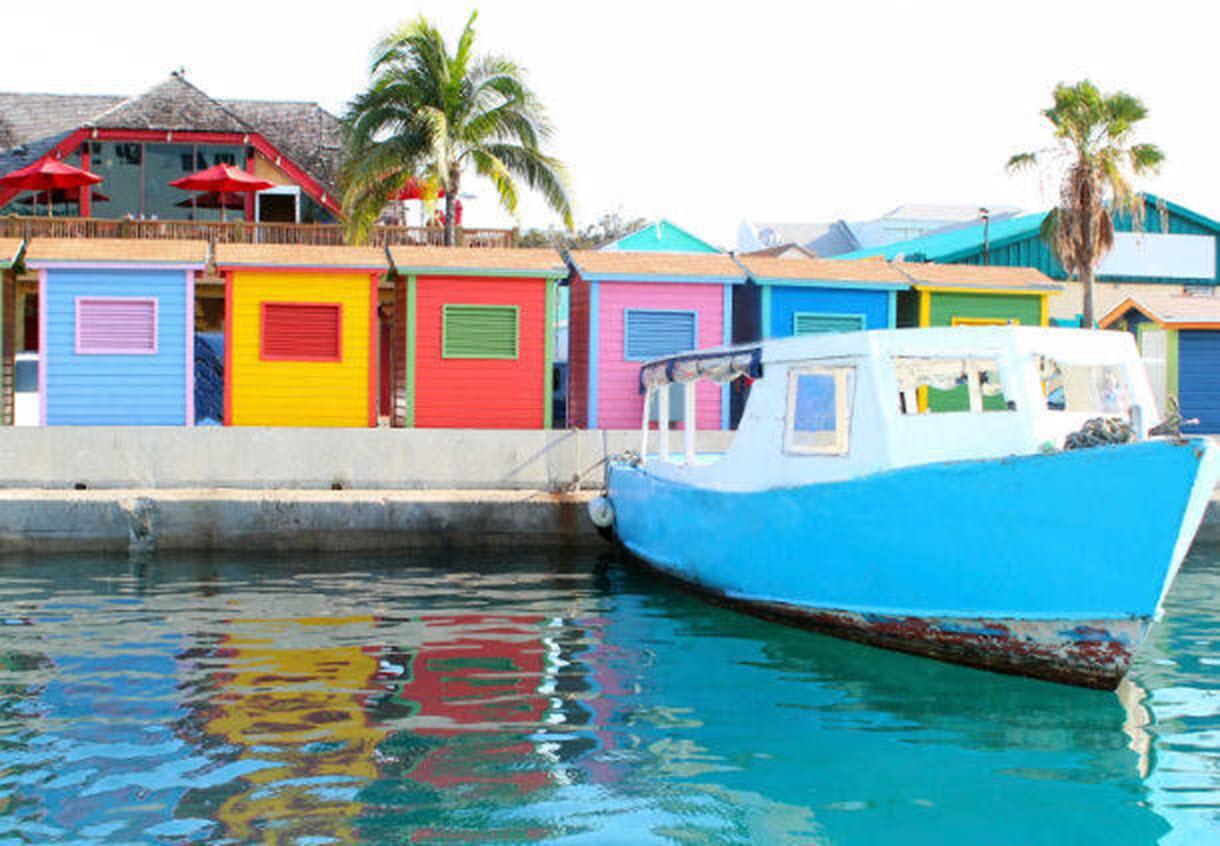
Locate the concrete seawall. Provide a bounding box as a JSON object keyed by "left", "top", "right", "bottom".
{"left": 0, "top": 427, "right": 733, "bottom": 491}
{"left": 0, "top": 489, "right": 602, "bottom": 554}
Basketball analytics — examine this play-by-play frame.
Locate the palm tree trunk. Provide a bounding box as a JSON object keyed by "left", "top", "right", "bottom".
{"left": 1081, "top": 264, "right": 1096, "bottom": 329}
{"left": 444, "top": 168, "right": 460, "bottom": 247}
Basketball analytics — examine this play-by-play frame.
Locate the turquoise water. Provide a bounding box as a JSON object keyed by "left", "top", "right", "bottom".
{"left": 0, "top": 547, "right": 1216, "bottom": 845}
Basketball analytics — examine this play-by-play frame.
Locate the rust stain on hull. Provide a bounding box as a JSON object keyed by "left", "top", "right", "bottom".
{"left": 629, "top": 554, "right": 1147, "bottom": 689}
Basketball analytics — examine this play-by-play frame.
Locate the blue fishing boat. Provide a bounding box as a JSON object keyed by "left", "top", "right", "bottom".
{"left": 590, "top": 327, "right": 1218, "bottom": 688}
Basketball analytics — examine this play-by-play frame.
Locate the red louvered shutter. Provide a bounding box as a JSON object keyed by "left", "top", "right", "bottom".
{"left": 75, "top": 298, "right": 158, "bottom": 354}
{"left": 260, "top": 302, "right": 343, "bottom": 361}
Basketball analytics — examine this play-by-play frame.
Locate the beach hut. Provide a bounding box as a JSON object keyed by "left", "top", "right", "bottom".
{"left": 0, "top": 239, "right": 23, "bottom": 425}
{"left": 566, "top": 251, "right": 747, "bottom": 430}
{"left": 893, "top": 263, "right": 1059, "bottom": 329}
{"left": 214, "top": 244, "right": 387, "bottom": 427}
{"left": 387, "top": 246, "right": 566, "bottom": 429}
{"left": 1100, "top": 292, "right": 1220, "bottom": 432}
{"left": 734, "top": 255, "right": 909, "bottom": 342}
{"left": 24, "top": 238, "right": 204, "bottom": 426}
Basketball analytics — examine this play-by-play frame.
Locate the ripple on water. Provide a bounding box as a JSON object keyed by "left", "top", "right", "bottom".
{"left": 0, "top": 548, "right": 1216, "bottom": 844}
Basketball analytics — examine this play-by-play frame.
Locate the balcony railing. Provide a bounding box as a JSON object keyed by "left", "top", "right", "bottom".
{"left": 0, "top": 216, "right": 516, "bottom": 249}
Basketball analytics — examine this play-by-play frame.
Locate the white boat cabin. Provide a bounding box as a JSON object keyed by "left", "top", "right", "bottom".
{"left": 637, "top": 326, "right": 1161, "bottom": 493}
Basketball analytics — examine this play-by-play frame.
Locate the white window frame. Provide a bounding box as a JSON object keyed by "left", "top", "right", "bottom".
{"left": 783, "top": 363, "right": 855, "bottom": 456}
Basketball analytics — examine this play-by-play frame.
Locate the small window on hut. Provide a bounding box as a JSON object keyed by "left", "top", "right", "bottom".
{"left": 624, "top": 309, "right": 698, "bottom": 361}
{"left": 75, "top": 297, "right": 157, "bottom": 355}
{"left": 793, "top": 312, "right": 865, "bottom": 335}
{"left": 442, "top": 304, "right": 519, "bottom": 359}
{"left": 260, "top": 302, "right": 342, "bottom": 362}
{"left": 784, "top": 365, "right": 855, "bottom": 455}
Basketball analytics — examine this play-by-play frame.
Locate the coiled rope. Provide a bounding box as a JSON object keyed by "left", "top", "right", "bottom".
{"left": 1063, "top": 417, "right": 1134, "bottom": 450}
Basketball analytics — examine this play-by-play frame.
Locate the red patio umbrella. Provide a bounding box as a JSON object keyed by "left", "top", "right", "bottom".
{"left": 169, "top": 163, "right": 273, "bottom": 222}
{"left": 0, "top": 157, "right": 103, "bottom": 216}
{"left": 17, "top": 188, "right": 109, "bottom": 208}
{"left": 175, "top": 191, "right": 247, "bottom": 212}
{"left": 393, "top": 177, "right": 445, "bottom": 201}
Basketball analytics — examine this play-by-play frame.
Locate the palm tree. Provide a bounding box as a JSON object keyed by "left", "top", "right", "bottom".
{"left": 1007, "top": 80, "right": 1164, "bottom": 327}
{"left": 340, "top": 11, "right": 573, "bottom": 245}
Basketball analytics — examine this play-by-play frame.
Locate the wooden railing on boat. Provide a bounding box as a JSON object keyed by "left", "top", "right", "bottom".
{"left": 0, "top": 216, "right": 516, "bottom": 249}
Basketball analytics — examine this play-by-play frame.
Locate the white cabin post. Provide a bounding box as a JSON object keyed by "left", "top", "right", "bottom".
{"left": 640, "top": 387, "right": 652, "bottom": 459}
{"left": 683, "top": 382, "right": 697, "bottom": 464}
{"left": 659, "top": 385, "right": 671, "bottom": 462}
{"left": 967, "top": 368, "right": 984, "bottom": 412}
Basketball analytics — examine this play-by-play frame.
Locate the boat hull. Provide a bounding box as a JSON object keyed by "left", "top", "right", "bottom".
{"left": 607, "top": 438, "right": 1218, "bottom": 688}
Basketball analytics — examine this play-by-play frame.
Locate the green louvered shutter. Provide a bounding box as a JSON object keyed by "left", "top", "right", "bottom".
{"left": 442, "top": 304, "right": 519, "bottom": 359}
{"left": 792, "top": 313, "right": 865, "bottom": 335}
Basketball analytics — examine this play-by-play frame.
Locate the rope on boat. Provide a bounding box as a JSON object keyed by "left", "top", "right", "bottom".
{"left": 1148, "top": 396, "right": 1198, "bottom": 441}
{"left": 1063, "top": 417, "right": 1134, "bottom": 450}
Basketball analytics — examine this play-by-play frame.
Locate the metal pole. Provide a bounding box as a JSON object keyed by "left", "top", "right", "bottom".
{"left": 980, "top": 207, "right": 990, "bottom": 265}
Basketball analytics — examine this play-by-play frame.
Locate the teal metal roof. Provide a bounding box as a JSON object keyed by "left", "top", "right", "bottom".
{"left": 600, "top": 219, "right": 722, "bottom": 254}
{"left": 837, "top": 212, "right": 1047, "bottom": 263}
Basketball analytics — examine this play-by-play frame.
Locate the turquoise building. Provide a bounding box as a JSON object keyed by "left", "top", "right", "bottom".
{"left": 839, "top": 195, "right": 1219, "bottom": 325}
{"left": 599, "top": 219, "right": 721, "bottom": 254}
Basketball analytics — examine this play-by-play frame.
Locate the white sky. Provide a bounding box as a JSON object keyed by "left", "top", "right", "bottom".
{"left": 3, "top": 0, "right": 1217, "bottom": 246}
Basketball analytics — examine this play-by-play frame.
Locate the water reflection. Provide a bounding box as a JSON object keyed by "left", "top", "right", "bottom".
{"left": 0, "top": 549, "right": 1214, "bottom": 844}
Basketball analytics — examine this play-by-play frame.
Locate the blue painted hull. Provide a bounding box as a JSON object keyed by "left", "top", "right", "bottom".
{"left": 607, "top": 438, "right": 1219, "bottom": 688}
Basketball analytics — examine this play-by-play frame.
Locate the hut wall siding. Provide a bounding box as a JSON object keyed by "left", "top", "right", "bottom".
{"left": 927, "top": 292, "right": 1044, "bottom": 327}
{"left": 768, "top": 286, "right": 891, "bottom": 338}
{"left": 43, "top": 268, "right": 188, "bottom": 425}
{"left": 595, "top": 281, "right": 723, "bottom": 430}
{"left": 567, "top": 277, "right": 590, "bottom": 428}
{"left": 1, "top": 270, "right": 12, "bottom": 425}
{"left": 228, "top": 270, "right": 372, "bottom": 427}
{"left": 1178, "top": 330, "right": 1220, "bottom": 434}
{"left": 413, "top": 275, "right": 547, "bottom": 429}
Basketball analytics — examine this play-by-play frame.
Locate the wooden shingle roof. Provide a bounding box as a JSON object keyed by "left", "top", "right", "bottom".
{"left": 1100, "top": 290, "right": 1220, "bottom": 327}
{"left": 214, "top": 243, "right": 388, "bottom": 271}
{"left": 568, "top": 250, "right": 746, "bottom": 281}
{"left": 388, "top": 245, "right": 566, "bottom": 276}
{"left": 894, "top": 262, "right": 1061, "bottom": 293}
{"left": 739, "top": 254, "right": 909, "bottom": 285}
{"left": 25, "top": 238, "right": 207, "bottom": 265}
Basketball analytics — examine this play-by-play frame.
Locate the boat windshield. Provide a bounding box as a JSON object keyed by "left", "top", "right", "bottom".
{"left": 1040, "top": 358, "right": 1130, "bottom": 414}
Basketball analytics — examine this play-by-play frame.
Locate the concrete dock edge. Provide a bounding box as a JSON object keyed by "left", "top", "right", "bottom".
{"left": 0, "top": 489, "right": 603, "bottom": 554}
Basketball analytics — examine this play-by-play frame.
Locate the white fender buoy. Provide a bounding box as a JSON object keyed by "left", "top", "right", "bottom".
{"left": 588, "top": 496, "right": 615, "bottom": 528}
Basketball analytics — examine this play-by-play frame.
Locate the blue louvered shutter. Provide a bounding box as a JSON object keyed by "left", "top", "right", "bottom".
{"left": 792, "top": 313, "right": 865, "bottom": 336}
{"left": 624, "top": 310, "right": 697, "bottom": 360}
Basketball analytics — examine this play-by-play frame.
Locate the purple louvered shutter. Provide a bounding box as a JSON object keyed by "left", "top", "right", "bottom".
{"left": 75, "top": 298, "right": 158, "bottom": 354}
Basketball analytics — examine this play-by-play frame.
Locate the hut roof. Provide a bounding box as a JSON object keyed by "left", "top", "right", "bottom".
{"left": 894, "top": 262, "right": 1061, "bottom": 293}
{"left": 568, "top": 250, "right": 746, "bottom": 282}
{"left": 0, "top": 238, "right": 23, "bottom": 268}
{"left": 1100, "top": 290, "right": 1220, "bottom": 327}
{"left": 388, "top": 245, "right": 566, "bottom": 277}
{"left": 738, "top": 254, "right": 909, "bottom": 286}
{"left": 214, "top": 243, "right": 387, "bottom": 271}
{"left": 25, "top": 238, "right": 207, "bottom": 266}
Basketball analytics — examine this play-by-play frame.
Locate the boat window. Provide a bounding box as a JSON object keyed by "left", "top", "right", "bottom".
{"left": 893, "top": 357, "right": 1011, "bottom": 414}
{"left": 784, "top": 365, "right": 855, "bottom": 455}
{"left": 1041, "top": 359, "right": 1129, "bottom": 414}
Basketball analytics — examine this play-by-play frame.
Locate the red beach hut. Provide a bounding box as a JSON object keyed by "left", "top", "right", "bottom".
{"left": 387, "top": 246, "right": 567, "bottom": 429}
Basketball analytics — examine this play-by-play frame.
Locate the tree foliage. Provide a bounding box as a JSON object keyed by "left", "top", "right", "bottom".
{"left": 518, "top": 211, "right": 650, "bottom": 249}
{"left": 340, "top": 10, "right": 573, "bottom": 245}
{"left": 1007, "top": 80, "right": 1164, "bottom": 326}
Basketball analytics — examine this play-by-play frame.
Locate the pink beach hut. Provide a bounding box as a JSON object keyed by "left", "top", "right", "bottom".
{"left": 566, "top": 251, "right": 746, "bottom": 430}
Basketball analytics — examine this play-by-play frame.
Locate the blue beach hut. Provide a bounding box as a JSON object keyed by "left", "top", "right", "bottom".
{"left": 732, "top": 255, "right": 909, "bottom": 342}
{"left": 26, "top": 238, "right": 206, "bottom": 425}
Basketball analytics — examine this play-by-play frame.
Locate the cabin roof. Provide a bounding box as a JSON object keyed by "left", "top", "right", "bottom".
{"left": 214, "top": 243, "right": 387, "bottom": 271}
{"left": 737, "top": 254, "right": 909, "bottom": 287}
{"left": 387, "top": 245, "right": 567, "bottom": 277}
{"left": 1099, "top": 290, "right": 1220, "bottom": 327}
{"left": 894, "top": 262, "right": 1061, "bottom": 293}
{"left": 568, "top": 250, "right": 746, "bottom": 282}
{"left": 25, "top": 237, "right": 207, "bottom": 266}
{"left": 0, "top": 238, "right": 23, "bottom": 268}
